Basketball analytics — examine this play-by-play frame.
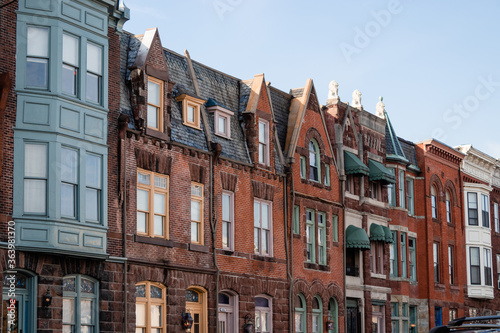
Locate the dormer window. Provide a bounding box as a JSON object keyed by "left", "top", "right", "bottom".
{"left": 258, "top": 120, "right": 269, "bottom": 165}
{"left": 206, "top": 102, "right": 233, "bottom": 139}
{"left": 176, "top": 94, "right": 205, "bottom": 129}
{"left": 147, "top": 77, "right": 163, "bottom": 132}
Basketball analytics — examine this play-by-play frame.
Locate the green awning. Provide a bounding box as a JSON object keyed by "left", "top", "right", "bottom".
{"left": 368, "top": 159, "right": 396, "bottom": 184}
{"left": 346, "top": 225, "right": 370, "bottom": 250}
{"left": 369, "top": 224, "right": 386, "bottom": 242}
{"left": 344, "top": 151, "right": 370, "bottom": 176}
{"left": 383, "top": 226, "right": 393, "bottom": 243}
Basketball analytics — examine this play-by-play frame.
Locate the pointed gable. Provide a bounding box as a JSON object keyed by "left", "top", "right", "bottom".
{"left": 133, "top": 28, "right": 170, "bottom": 81}
{"left": 384, "top": 110, "right": 408, "bottom": 164}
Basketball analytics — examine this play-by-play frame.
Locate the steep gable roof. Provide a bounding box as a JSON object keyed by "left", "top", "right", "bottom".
{"left": 384, "top": 110, "right": 409, "bottom": 164}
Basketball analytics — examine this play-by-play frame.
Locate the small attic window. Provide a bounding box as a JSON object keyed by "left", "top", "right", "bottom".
{"left": 175, "top": 94, "right": 205, "bottom": 130}
{"left": 206, "top": 101, "right": 234, "bottom": 139}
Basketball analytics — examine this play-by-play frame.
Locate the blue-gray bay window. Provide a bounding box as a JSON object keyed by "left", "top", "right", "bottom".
{"left": 26, "top": 26, "right": 50, "bottom": 89}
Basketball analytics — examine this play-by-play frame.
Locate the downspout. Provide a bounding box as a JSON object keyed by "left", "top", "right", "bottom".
{"left": 210, "top": 143, "right": 221, "bottom": 333}
{"left": 288, "top": 168, "right": 294, "bottom": 333}
{"left": 118, "top": 115, "right": 129, "bottom": 333}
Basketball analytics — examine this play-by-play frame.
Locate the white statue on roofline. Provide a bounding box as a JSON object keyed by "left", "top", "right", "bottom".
{"left": 327, "top": 80, "right": 339, "bottom": 102}
{"left": 351, "top": 89, "right": 362, "bottom": 108}
{"left": 376, "top": 96, "right": 385, "bottom": 118}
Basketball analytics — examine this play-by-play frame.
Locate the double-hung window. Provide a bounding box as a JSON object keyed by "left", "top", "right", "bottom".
{"left": 398, "top": 170, "right": 405, "bottom": 208}
{"left": 147, "top": 78, "right": 163, "bottom": 131}
{"left": 222, "top": 191, "right": 234, "bottom": 250}
{"left": 254, "top": 200, "right": 271, "bottom": 255}
{"left": 431, "top": 186, "right": 438, "bottom": 219}
{"left": 258, "top": 120, "right": 269, "bottom": 165}
{"left": 309, "top": 139, "right": 320, "bottom": 182}
{"left": 448, "top": 245, "right": 454, "bottom": 285}
{"left": 317, "top": 212, "right": 326, "bottom": 265}
{"left": 390, "top": 231, "right": 398, "bottom": 277}
{"left": 86, "top": 43, "right": 102, "bottom": 103}
{"left": 409, "top": 238, "right": 416, "bottom": 282}
{"left": 470, "top": 247, "right": 480, "bottom": 285}
{"left": 481, "top": 194, "right": 490, "bottom": 228}
{"left": 191, "top": 183, "right": 204, "bottom": 244}
{"left": 255, "top": 296, "right": 272, "bottom": 333}
{"left": 24, "top": 143, "right": 48, "bottom": 214}
{"left": 86, "top": 154, "right": 102, "bottom": 222}
{"left": 26, "top": 26, "right": 49, "bottom": 88}
{"left": 468, "top": 193, "right": 478, "bottom": 225}
{"left": 401, "top": 233, "right": 407, "bottom": 278}
{"left": 137, "top": 169, "right": 169, "bottom": 238}
{"left": 497, "top": 254, "right": 500, "bottom": 289}
{"left": 484, "top": 248, "right": 492, "bottom": 286}
{"left": 293, "top": 205, "right": 300, "bottom": 235}
{"left": 61, "top": 147, "right": 78, "bottom": 218}
{"left": 63, "top": 275, "right": 98, "bottom": 333}
{"left": 446, "top": 191, "right": 452, "bottom": 223}
{"left": 495, "top": 203, "right": 499, "bottom": 233}
{"left": 406, "top": 178, "right": 414, "bottom": 215}
{"left": 62, "top": 33, "right": 79, "bottom": 96}
{"left": 306, "top": 209, "right": 315, "bottom": 262}
{"left": 387, "top": 168, "right": 396, "bottom": 206}
{"left": 295, "top": 294, "right": 306, "bottom": 333}
{"left": 433, "top": 242, "right": 440, "bottom": 283}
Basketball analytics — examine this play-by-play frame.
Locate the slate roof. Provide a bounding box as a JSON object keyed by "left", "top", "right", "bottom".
{"left": 398, "top": 137, "right": 420, "bottom": 171}
{"left": 384, "top": 110, "right": 408, "bottom": 163}
{"left": 269, "top": 86, "right": 291, "bottom": 153}
{"left": 239, "top": 80, "right": 252, "bottom": 113}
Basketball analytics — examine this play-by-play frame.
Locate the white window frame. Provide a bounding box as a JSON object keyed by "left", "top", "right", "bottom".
{"left": 496, "top": 254, "right": 500, "bottom": 289}
{"left": 317, "top": 212, "right": 327, "bottom": 265}
{"left": 469, "top": 246, "right": 481, "bottom": 285}
{"left": 221, "top": 191, "right": 234, "bottom": 250}
{"left": 467, "top": 192, "right": 479, "bottom": 226}
{"left": 481, "top": 194, "right": 490, "bottom": 228}
{"left": 255, "top": 295, "right": 272, "bottom": 333}
{"left": 494, "top": 203, "right": 499, "bottom": 233}
{"left": 433, "top": 242, "right": 440, "bottom": 283}
{"left": 448, "top": 245, "right": 454, "bottom": 285}
{"left": 254, "top": 199, "right": 272, "bottom": 256}
{"left": 406, "top": 177, "right": 414, "bottom": 215}
{"left": 218, "top": 290, "right": 238, "bottom": 333}
{"left": 191, "top": 183, "right": 204, "bottom": 244}
{"left": 484, "top": 248, "right": 492, "bottom": 286}
{"left": 147, "top": 77, "right": 163, "bottom": 132}
{"left": 258, "top": 120, "right": 270, "bottom": 166}
{"left": 431, "top": 185, "right": 438, "bottom": 219}
{"left": 398, "top": 170, "right": 405, "bottom": 208}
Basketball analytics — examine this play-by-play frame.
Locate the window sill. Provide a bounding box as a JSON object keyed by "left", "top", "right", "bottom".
{"left": 432, "top": 218, "right": 441, "bottom": 224}
{"left": 332, "top": 241, "right": 340, "bottom": 247}
{"left": 370, "top": 272, "right": 387, "bottom": 279}
{"left": 450, "top": 285, "right": 460, "bottom": 292}
{"left": 214, "top": 132, "right": 232, "bottom": 140}
{"left": 252, "top": 254, "right": 275, "bottom": 262}
{"left": 189, "top": 243, "right": 209, "bottom": 253}
{"left": 293, "top": 234, "right": 301, "bottom": 239}
{"left": 304, "top": 262, "right": 330, "bottom": 271}
{"left": 300, "top": 178, "right": 330, "bottom": 190}
{"left": 345, "top": 192, "right": 360, "bottom": 200}
{"left": 434, "top": 283, "right": 446, "bottom": 290}
{"left": 447, "top": 222, "right": 455, "bottom": 228}
{"left": 134, "top": 234, "right": 173, "bottom": 247}
{"left": 145, "top": 127, "right": 168, "bottom": 141}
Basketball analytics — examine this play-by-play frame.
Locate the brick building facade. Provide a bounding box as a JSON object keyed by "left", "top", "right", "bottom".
{"left": 1, "top": 1, "right": 500, "bottom": 333}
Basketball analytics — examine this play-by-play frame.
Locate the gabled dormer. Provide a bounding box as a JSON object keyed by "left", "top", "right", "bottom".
{"left": 129, "top": 28, "right": 174, "bottom": 140}
{"left": 241, "top": 74, "right": 284, "bottom": 170}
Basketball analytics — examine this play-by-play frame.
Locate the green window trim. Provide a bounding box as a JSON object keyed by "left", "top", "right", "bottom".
{"left": 300, "top": 156, "right": 306, "bottom": 179}
{"left": 324, "top": 164, "right": 330, "bottom": 186}
{"left": 293, "top": 205, "right": 300, "bottom": 235}
{"left": 295, "top": 294, "right": 307, "bottom": 333}
{"left": 306, "top": 209, "right": 316, "bottom": 263}
{"left": 332, "top": 215, "right": 338, "bottom": 243}
{"left": 318, "top": 212, "right": 327, "bottom": 265}
{"left": 390, "top": 231, "right": 398, "bottom": 277}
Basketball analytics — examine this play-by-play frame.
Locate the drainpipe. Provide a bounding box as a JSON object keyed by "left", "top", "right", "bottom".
{"left": 118, "top": 115, "right": 129, "bottom": 333}
{"left": 210, "top": 143, "right": 221, "bottom": 333}
{"left": 288, "top": 168, "right": 294, "bottom": 333}
{"left": 283, "top": 169, "right": 292, "bottom": 333}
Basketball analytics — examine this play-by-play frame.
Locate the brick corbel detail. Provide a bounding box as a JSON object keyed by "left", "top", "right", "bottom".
{"left": 220, "top": 172, "right": 238, "bottom": 192}
{"left": 252, "top": 180, "right": 275, "bottom": 201}
{"left": 135, "top": 148, "right": 172, "bottom": 175}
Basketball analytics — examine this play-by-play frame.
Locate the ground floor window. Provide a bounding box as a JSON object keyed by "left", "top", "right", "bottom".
{"left": 135, "top": 281, "right": 166, "bottom": 333}
{"left": 294, "top": 294, "right": 306, "bottom": 333}
{"left": 372, "top": 303, "right": 385, "bottom": 333}
{"left": 255, "top": 295, "right": 272, "bottom": 333}
{"left": 312, "top": 295, "right": 323, "bottom": 333}
{"left": 328, "top": 297, "right": 339, "bottom": 333}
{"left": 346, "top": 298, "right": 360, "bottom": 333}
{"left": 63, "top": 275, "right": 98, "bottom": 333}
{"left": 2, "top": 271, "right": 37, "bottom": 333}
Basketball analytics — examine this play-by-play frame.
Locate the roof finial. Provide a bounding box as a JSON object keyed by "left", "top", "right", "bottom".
{"left": 327, "top": 80, "right": 339, "bottom": 103}
{"left": 376, "top": 96, "right": 385, "bottom": 118}
{"left": 351, "top": 89, "right": 362, "bottom": 109}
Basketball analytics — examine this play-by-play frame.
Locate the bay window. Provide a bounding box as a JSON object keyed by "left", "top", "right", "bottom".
{"left": 85, "top": 154, "right": 102, "bottom": 222}
{"left": 62, "top": 33, "right": 79, "bottom": 96}
{"left": 86, "top": 42, "right": 102, "bottom": 103}
{"left": 468, "top": 193, "right": 478, "bottom": 225}
{"left": 24, "top": 143, "right": 47, "bottom": 214}
{"left": 399, "top": 170, "right": 405, "bottom": 208}
{"left": 406, "top": 178, "right": 414, "bottom": 215}
{"left": 485, "top": 248, "right": 492, "bottom": 286}
{"left": 494, "top": 203, "right": 499, "bottom": 233}
{"left": 470, "top": 247, "right": 481, "bottom": 285}
{"left": 61, "top": 147, "right": 78, "bottom": 218}
{"left": 481, "top": 194, "right": 490, "bottom": 228}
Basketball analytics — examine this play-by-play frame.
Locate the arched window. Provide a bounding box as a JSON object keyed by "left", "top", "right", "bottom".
{"left": 309, "top": 139, "right": 320, "bottom": 182}
{"left": 446, "top": 190, "right": 452, "bottom": 223}
{"left": 2, "top": 270, "right": 37, "bottom": 333}
{"left": 294, "top": 293, "right": 306, "bottom": 333}
{"left": 218, "top": 290, "right": 238, "bottom": 333}
{"left": 186, "top": 287, "right": 207, "bottom": 333}
{"left": 431, "top": 185, "right": 438, "bottom": 219}
{"left": 135, "top": 281, "right": 166, "bottom": 333}
{"left": 312, "top": 295, "right": 323, "bottom": 333}
{"left": 255, "top": 295, "right": 272, "bottom": 333}
{"left": 63, "top": 275, "right": 98, "bottom": 333}
{"left": 328, "top": 298, "right": 339, "bottom": 333}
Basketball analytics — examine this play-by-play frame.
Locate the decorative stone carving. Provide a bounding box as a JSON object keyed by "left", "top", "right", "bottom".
{"left": 375, "top": 96, "right": 385, "bottom": 118}
{"left": 327, "top": 80, "right": 339, "bottom": 102}
{"left": 351, "top": 89, "right": 362, "bottom": 108}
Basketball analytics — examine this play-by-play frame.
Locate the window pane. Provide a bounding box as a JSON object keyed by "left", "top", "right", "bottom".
{"left": 254, "top": 228, "right": 259, "bottom": 252}
{"left": 63, "top": 298, "right": 75, "bottom": 323}
{"left": 254, "top": 202, "right": 260, "bottom": 227}
{"left": 80, "top": 300, "right": 92, "bottom": 324}
{"left": 137, "top": 189, "right": 149, "bottom": 211}
{"left": 25, "top": 143, "right": 47, "bottom": 177}
{"left": 86, "top": 72, "right": 100, "bottom": 103}
{"left": 261, "top": 204, "right": 269, "bottom": 229}
{"left": 148, "top": 81, "right": 160, "bottom": 105}
{"left": 154, "top": 193, "right": 165, "bottom": 214}
{"left": 27, "top": 26, "right": 49, "bottom": 57}
{"left": 87, "top": 43, "right": 102, "bottom": 74}
{"left": 61, "top": 183, "right": 76, "bottom": 217}
{"left": 151, "top": 305, "right": 162, "bottom": 327}
{"left": 24, "top": 179, "right": 46, "bottom": 213}
{"left": 222, "top": 194, "right": 230, "bottom": 221}
{"left": 63, "top": 277, "right": 76, "bottom": 292}
{"left": 137, "top": 212, "right": 147, "bottom": 233}
{"left": 138, "top": 172, "right": 150, "bottom": 185}
{"left": 191, "top": 200, "right": 201, "bottom": 221}
{"left": 219, "top": 116, "right": 226, "bottom": 134}
{"left": 187, "top": 105, "right": 195, "bottom": 122}
{"left": 154, "top": 175, "right": 167, "bottom": 189}
{"left": 26, "top": 58, "right": 48, "bottom": 87}
{"left": 259, "top": 122, "right": 266, "bottom": 143}
{"left": 135, "top": 284, "right": 146, "bottom": 298}
{"left": 87, "top": 155, "right": 101, "bottom": 188}
{"left": 63, "top": 34, "right": 79, "bottom": 65}
{"left": 85, "top": 188, "right": 99, "bottom": 220}
{"left": 191, "top": 221, "right": 199, "bottom": 242}
{"left": 262, "top": 229, "right": 269, "bottom": 254}
{"left": 154, "top": 215, "right": 164, "bottom": 236}
{"left": 219, "top": 293, "right": 230, "bottom": 305}
{"left": 470, "top": 247, "right": 480, "bottom": 265}
{"left": 147, "top": 105, "right": 158, "bottom": 129}
{"left": 259, "top": 143, "right": 265, "bottom": 163}
{"left": 222, "top": 221, "right": 229, "bottom": 248}
{"left": 62, "top": 64, "right": 77, "bottom": 95}
{"left": 136, "top": 303, "right": 146, "bottom": 326}
{"left": 255, "top": 297, "right": 269, "bottom": 307}
{"left": 150, "top": 285, "right": 162, "bottom": 298}
{"left": 61, "top": 148, "right": 78, "bottom": 183}
{"left": 81, "top": 278, "right": 95, "bottom": 293}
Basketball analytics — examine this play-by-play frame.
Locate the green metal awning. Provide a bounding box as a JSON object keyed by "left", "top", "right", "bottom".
{"left": 383, "top": 226, "right": 393, "bottom": 243}
{"left": 369, "top": 224, "right": 386, "bottom": 242}
{"left": 346, "top": 225, "right": 370, "bottom": 250}
{"left": 344, "top": 151, "right": 370, "bottom": 176}
{"left": 368, "top": 159, "right": 396, "bottom": 184}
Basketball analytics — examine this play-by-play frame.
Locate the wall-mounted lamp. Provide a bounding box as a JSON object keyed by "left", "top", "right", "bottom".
{"left": 42, "top": 288, "right": 52, "bottom": 307}
{"left": 243, "top": 313, "right": 254, "bottom": 333}
{"left": 182, "top": 311, "right": 193, "bottom": 331}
